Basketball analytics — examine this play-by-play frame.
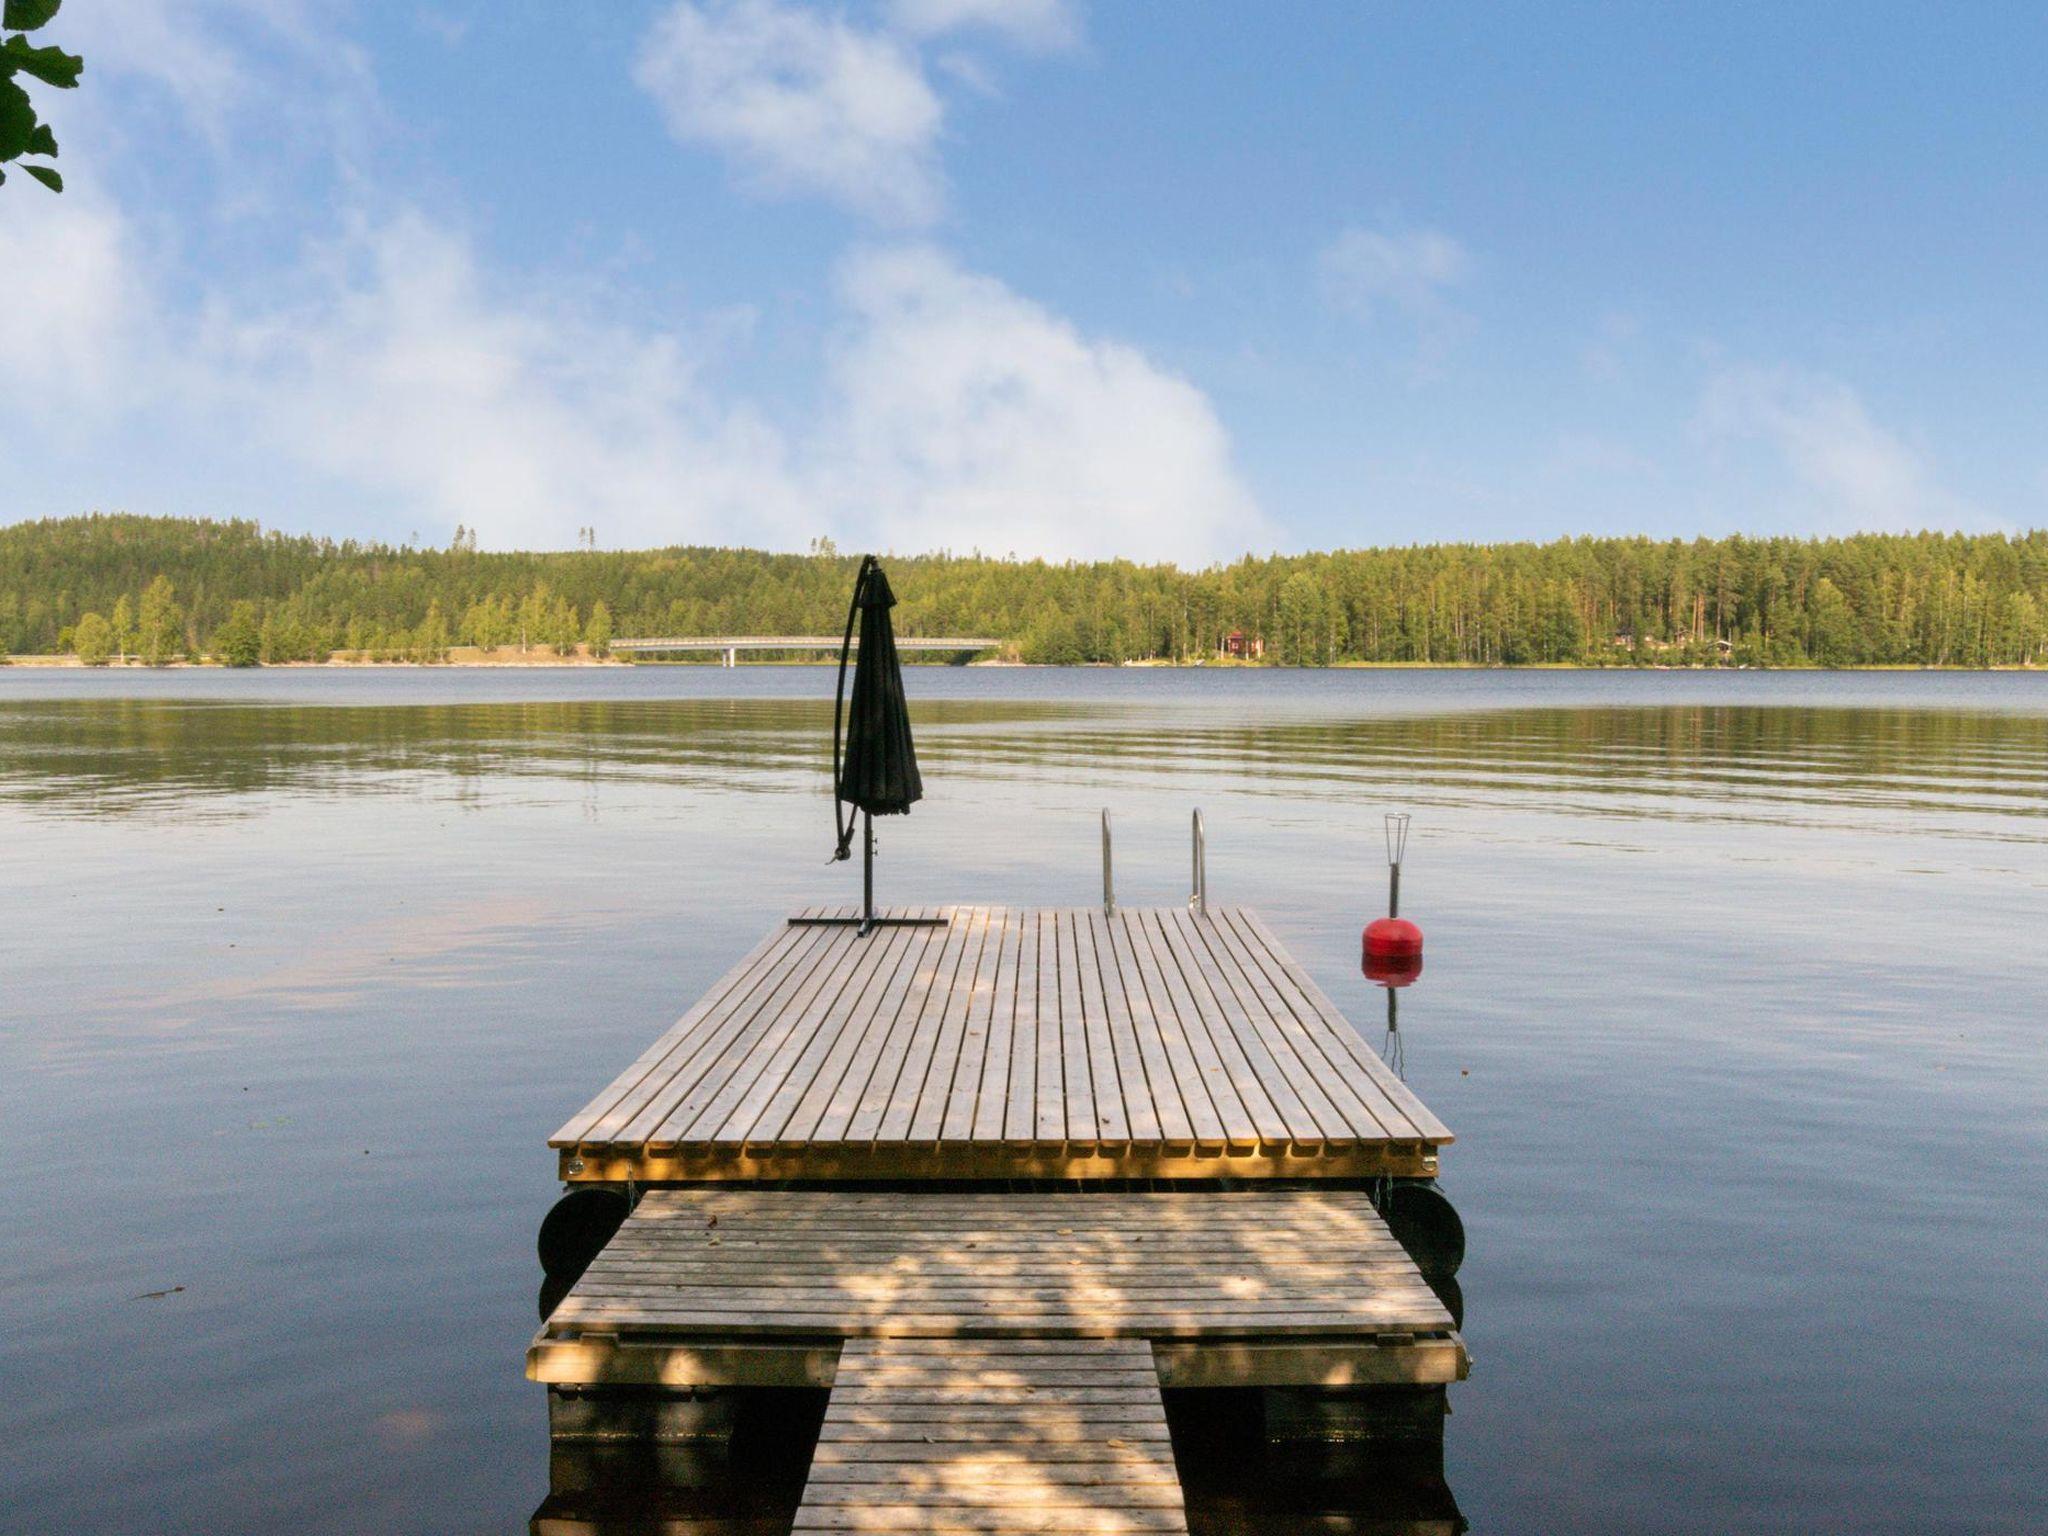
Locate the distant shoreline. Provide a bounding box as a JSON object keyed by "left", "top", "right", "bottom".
{"left": 8, "top": 650, "right": 2043, "bottom": 674}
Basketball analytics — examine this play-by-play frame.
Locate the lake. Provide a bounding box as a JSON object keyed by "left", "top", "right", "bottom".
{"left": 3, "top": 666, "right": 2044, "bottom": 1534}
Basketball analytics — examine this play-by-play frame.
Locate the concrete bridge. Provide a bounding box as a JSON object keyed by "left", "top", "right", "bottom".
{"left": 612, "top": 634, "right": 1000, "bottom": 666}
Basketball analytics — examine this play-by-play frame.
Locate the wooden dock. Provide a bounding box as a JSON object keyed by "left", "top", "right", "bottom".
{"left": 531, "top": 1188, "right": 1464, "bottom": 1391}
{"left": 551, "top": 906, "right": 1450, "bottom": 1183}
{"left": 534, "top": 905, "right": 1464, "bottom": 1530}
{"left": 797, "top": 1339, "right": 1186, "bottom": 1535}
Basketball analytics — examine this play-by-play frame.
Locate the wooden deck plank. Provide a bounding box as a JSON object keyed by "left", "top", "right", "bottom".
{"left": 1114, "top": 912, "right": 1225, "bottom": 1149}
{"left": 1071, "top": 911, "right": 1128, "bottom": 1145}
{"left": 1215, "top": 906, "right": 1406, "bottom": 1139}
{"left": 621, "top": 918, "right": 861, "bottom": 1145}
{"left": 1236, "top": 908, "right": 1455, "bottom": 1143}
{"left": 557, "top": 918, "right": 818, "bottom": 1146}
{"left": 1052, "top": 912, "right": 1095, "bottom": 1144}
{"left": 776, "top": 922, "right": 928, "bottom": 1147}
{"left": 1098, "top": 912, "right": 1194, "bottom": 1147}
{"left": 863, "top": 909, "right": 975, "bottom": 1144}
{"left": 1194, "top": 906, "right": 1386, "bottom": 1143}
{"left": 970, "top": 909, "right": 1022, "bottom": 1143}
{"left": 1131, "top": 909, "right": 1261, "bottom": 1151}
{"left": 793, "top": 1338, "right": 1187, "bottom": 1536}
{"left": 544, "top": 1190, "right": 1459, "bottom": 1347}
{"left": 894, "top": 906, "right": 987, "bottom": 1144}
{"left": 1008, "top": 910, "right": 1046, "bottom": 1144}
{"left": 930, "top": 908, "right": 1001, "bottom": 1144}
{"left": 1035, "top": 910, "right": 1072, "bottom": 1143}
{"left": 716, "top": 920, "right": 908, "bottom": 1147}
{"left": 639, "top": 919, "right": 866, "bottom": 1145}
{"left": 1085, "top": 911, "right": 1158, "bottom": 1146}
{"left": 551, "top": 906, "right": 1450, "bottom": 1179}
{"left": 1166, "top": 909, "right": 1350, "bottom": 1146}
{"left": 810, "top": 922, "right": 947, "bottom": 1144}
{"left": 1154, "top": 910, "right": 1300, "bottom": 1147}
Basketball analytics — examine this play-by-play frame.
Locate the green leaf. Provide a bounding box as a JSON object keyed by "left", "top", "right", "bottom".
{"left": 21, "top": 160, "right": 58, "bottom": 191}
{"left": 0, "top": 75, "right": 34, "bottom": 160}
{"left": 1, "top": 35, "right": 82, "bottom": 88}
{"left": 27, "top": 118, "right": 52, "bottom": 155}
{"left": 3, "top": 0, "right": 63, "bottom": 31}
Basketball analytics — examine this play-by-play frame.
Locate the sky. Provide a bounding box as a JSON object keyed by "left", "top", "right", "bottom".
{"left": 3, "top": 1, "right": 2044, "bottom": 566}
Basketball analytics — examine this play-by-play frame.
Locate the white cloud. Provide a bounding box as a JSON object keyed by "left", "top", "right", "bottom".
{"left": 210, "top": 215, "right": 812, "bottom": 551}
{"left": 886, "top": 0, "right": 1081, "bottom": 51}
{"left": 635, "top": 0, "right": 944, "bottom": 225}
{"left": 1695, "top": 365, "right": 1969, "bottom": 530}
{"left": 5, "top": 1, "right": 1261, "bottom": 564}
{"left": 1319, "top": 223, "right": 1472, "bottom": 324}
{"left": 1318, "top": 222, "right": 1475, "bottom": 375}
{"left": 0, "top": 191, "right": 141, "bottom": 408}
{"left": 60, "top": 0, "right": 374, "bottom": 153}
{"left": 0, "top": 198, "right": 1263, "bottom": 563}
{"left": 822, "top": 247, "right": 1268, "bottom": 565}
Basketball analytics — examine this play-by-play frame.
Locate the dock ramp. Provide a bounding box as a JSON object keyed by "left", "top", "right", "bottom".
{"left": 799, "top": 1338, "right": 1185, "bottom": 1534}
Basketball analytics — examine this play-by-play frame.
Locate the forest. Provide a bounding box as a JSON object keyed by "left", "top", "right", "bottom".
{"left": 3, "top": 513, "right": 2045, "bottom": 667}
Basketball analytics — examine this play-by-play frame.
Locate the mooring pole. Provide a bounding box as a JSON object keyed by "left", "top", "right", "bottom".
{"left": 1384, "top": 812, "right": 1410, "bottom": 919}
{"left": 1190, "top": 808, "right": 1207, "bottom": 915}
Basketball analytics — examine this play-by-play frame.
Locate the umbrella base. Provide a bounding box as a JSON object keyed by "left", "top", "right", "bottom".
{"left": 798, "top": 807, "right": 945, "bottom": 937}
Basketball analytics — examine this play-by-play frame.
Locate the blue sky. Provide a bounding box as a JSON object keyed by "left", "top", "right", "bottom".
{"left": 3, "top": 1, "right": 2043, "bottom": 564}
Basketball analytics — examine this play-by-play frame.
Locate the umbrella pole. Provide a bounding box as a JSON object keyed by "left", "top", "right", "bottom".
{"left": 861, "top": 811, "right": 875, "bottom": 936}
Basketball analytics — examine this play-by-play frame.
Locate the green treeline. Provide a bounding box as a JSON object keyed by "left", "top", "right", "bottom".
{"left": 4, "top": 513, "right": 2046, "bottom": 667}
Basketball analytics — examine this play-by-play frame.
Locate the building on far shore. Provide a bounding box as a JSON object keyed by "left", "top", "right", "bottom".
{"left": 1221, "top": 629, "right": 1265, "bottom": 659}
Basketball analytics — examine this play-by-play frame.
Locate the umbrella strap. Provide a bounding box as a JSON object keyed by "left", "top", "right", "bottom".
{"left": 829, "top": 556, "right": 872, "bottom": 862}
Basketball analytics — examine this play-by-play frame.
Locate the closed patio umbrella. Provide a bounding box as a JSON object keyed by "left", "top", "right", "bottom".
{"left": 793, "top": 556, "right": 945, "bottom": 936}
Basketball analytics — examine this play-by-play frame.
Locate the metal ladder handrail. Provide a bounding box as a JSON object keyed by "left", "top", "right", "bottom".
{"left": 1098, "top": 807, "right": 1206, "bottom": 915}
{"left": 1101, "top": 809, "right": 1115, "bottom": 915}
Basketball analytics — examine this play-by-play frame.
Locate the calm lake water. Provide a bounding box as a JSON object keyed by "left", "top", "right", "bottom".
{"left": 4, "top": 666, "right": 2045, "bottom": 1534}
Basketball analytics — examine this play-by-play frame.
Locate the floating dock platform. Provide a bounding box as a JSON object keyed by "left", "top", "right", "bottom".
{"left": 532, "top": 906, "right": 1464, "bottom": 1532}
{"left": 550, "top": 905, "right": 1451, "bottom": 1184}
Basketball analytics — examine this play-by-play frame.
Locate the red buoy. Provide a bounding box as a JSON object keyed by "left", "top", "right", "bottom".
{"left": 1363, "top": 915, "right": 1423, "bottom": 961}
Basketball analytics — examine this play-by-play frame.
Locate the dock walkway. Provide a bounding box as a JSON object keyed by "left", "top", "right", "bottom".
{"left": 797, "top": 1339, "right": 1186, "bottom": 1535}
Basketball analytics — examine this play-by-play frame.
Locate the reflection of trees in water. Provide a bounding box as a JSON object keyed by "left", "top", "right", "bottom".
{"left": 2, "top": 698, "right": 2043, "bottom": 837}
{"left": 928, "top": 705, "right": 2048, "bottom": 834}
{"left": 0, "top": 698, "right": 1095, "bottom": 818}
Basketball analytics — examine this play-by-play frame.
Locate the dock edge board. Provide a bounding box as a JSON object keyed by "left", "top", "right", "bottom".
{"left": 527, "top": 1331, "right": 1471, "bottom": 1391}
{"left": 554, "top": 1140, "right": 1443, "bottom": 1183}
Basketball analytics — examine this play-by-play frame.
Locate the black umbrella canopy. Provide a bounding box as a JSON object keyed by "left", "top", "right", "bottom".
{"left": 834, "top": 556, "right": 922, "bottom": 850}
{"left": 809, "top": 557, "right": 944, "bottom": 935}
